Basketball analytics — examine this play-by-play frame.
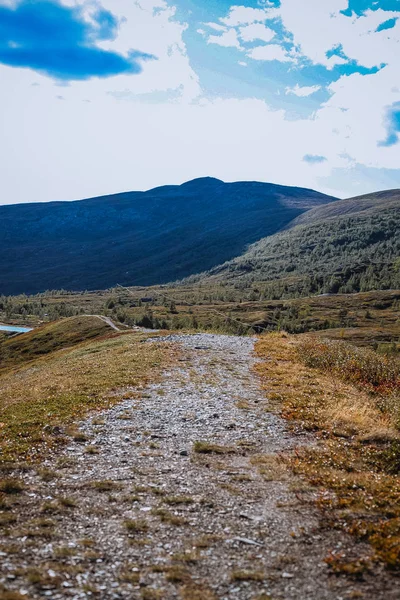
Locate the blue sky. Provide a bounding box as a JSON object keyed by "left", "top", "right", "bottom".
{"left": 0, "top": 0, "right": 399, "bottom": 203}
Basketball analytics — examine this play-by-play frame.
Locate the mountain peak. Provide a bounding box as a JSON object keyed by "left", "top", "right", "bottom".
{"left": 180, "top": 177, "right": 224, "bottom": 189}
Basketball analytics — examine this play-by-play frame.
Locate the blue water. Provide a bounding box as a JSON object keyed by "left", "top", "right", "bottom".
{"left": 0, "top": 325, "right": 32, "bottom": 333}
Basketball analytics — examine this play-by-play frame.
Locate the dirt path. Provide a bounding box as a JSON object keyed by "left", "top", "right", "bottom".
{"left": 1, "top": 333, "right": 396, "bottom": 599}
{"left": 84, "top": 315, "right": 121, "bottom": 331}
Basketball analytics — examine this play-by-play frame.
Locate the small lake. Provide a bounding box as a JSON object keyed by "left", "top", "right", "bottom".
{"left": 0, "top": 325, "right": 32, "bottom": 333}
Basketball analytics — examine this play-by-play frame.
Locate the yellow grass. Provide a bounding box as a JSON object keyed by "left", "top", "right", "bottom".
{"left": 0, "top": 330, "right": 175, "bottom": 463}
{"left": 255, "top": 332, "right": 400, "bottom": 570}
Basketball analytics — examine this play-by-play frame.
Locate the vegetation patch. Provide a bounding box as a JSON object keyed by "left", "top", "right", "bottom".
{"left": 0, "top": 479, "right": 24, "bottom": 495}
{"left": 255, "top": 332, "right": 400, "bottom": 570}
{"left": 124, "top": 519, "right": 149, "bottom": 534}
{"left": 164, "top": 495, "right": 194, "bottom": 506}
{"left": 0, "top": 316, "right": 112, "bottom": 373}
{"left": 152, "top": 508, "right": 187, "bottom": 526}
{"left": 90, "top": 480, "right": 120, "bottom": 493}
{"left": 231, "top": 569, "right": 265, "bottom": 582}
{"left": 193, "top": 441, "right": 235, "bottom": 454}
{"left": 0, "top": 328, "right": 174, "bottom": 464}
{"left": 298, "top": 337, "right": 400, "bottom": 401}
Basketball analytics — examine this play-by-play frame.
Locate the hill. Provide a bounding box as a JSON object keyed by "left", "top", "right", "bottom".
{"left": 193, "top": 189, "right": 400, "bottom": 297}
{"left": 0, "top": 315, "right": 118, "bottom": 373}
{"left": 0, "top": 178, "right": 336, "bottom": 295}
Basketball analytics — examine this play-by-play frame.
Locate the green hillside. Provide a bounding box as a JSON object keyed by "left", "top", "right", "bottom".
{"left": 193, "top": 190, "right": 400, "bottom": 298}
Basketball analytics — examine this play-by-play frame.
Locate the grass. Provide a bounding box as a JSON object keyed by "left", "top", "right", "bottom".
{"left": 165, "top": 565, "right": 191, "bottom": 583}
{"left": 124, "top": 519, "right": 149, "bottom": 534}
{"left": 298, "top": 337, "right": 400, "bottom": 399}
{"left": 0, "top": 591, "right": 29, "bottom": 600}
{"left": 0, "top": 316, "right": 112, "bottom": 373}
{"left": 5, "top": 286, "right": 399, "bottom": 348}
{"left": 152, "top": 508, "right": 187, "bottom": 526}
{"left": 193, "top": 441, "right": 235, "bottom": 454}
{"left": 141, "top": 590, "right": 163, "bottom": 600}
{"left": 0, "top": 479, "right": 24, "bottom": 494}
{"left": 0, "top": 326, "right": 174, "bottom": 463}
{"left": 90, "top": 480, "right": 120, "bottom": 493}
{"left": 164, "top": 495, "right": 194, "bottom": 505}
{"left": 255, "top": 332, "right": 400, "bottom": 571}
{"left": 179, "top": 586, "right": 217, "bottom": 600}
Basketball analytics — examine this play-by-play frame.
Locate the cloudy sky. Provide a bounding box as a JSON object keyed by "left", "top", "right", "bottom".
{"left": 0, "top": 0, "right": 399, "bottom": 204}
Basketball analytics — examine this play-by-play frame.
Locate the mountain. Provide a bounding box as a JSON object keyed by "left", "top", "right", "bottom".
{"left": 192, "top": 189, "right": 400, "bottom": 297}
{"left": 0, "top": 177, "right": 337, "bottom": 295}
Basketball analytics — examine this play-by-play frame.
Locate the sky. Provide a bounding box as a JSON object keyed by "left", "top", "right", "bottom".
{"left": 0, "top": 0, "right": 399, "bottom": 204}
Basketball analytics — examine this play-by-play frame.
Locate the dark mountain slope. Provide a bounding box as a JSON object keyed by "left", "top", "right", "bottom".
{"left": 192, "top": 190, "right": 400, "bottom": 297}
{"left": 0, "top": 177, "right": 336, "bottom": 295}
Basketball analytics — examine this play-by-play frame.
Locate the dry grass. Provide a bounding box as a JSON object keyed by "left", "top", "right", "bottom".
{"left": 90, "top": 480, "right": 120, "bottom": 493}
{"left": 152, "top": 508, "right": 187, "bottom": 526}
{"left": 164, "top": 495, "right": 194, "bottom": 506}
{"left": 0, "top": 479, "right": 24, "bottom": 495}
{"left": 0, "top": 329, "right": 175, "bottom": 463}
{"left": 193, "top": 441, "right": 235, "bottom": 454}
{"left": 179, "top": 586, "right": 217, "bottom": 600}
{"left": 165, "top": 565, "right": 191, "bottom": 583}
{"left": 298, "top": 336, "right": 400, "bottom": 399}
{"left": 124, "top": 519, "right": 149, "bottom": 534}
{"left": 255, "top": 332, "right": 400, "bottom": 571}
{"left": 141, "top": 589, "right": 163, "bottom": 600}
{"left": 0, "top": 591, "right": 29, "bottom": 600}
{"left": 0, "top": 316, "right": 112, "bottom": 374}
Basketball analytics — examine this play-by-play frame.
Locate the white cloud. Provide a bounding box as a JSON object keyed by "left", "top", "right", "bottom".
{"left": 63, "top": 0, "right": 200, "bottom": 102}
{"left": 277, "top": 1, "right": 399, "bottom": 69}
{"left": 220, "top": 6, "right": 272, "bottom": 26}
{"left": 203, "top": 22, "right": 227, "bottom": 32}
{"left": 239, "top": 23, "right": 275, "bottom": 43}
{"left": 247, "top": 44, "right": 294, "bottom": 62}
{"left": 286, "top": 83, "right": 321, "bottom": 97}
{"left": 207, "top": 29, "right": 241, "bottom": 49}
{"left": 1, "top": 0, "right": 400, "bottom": 205}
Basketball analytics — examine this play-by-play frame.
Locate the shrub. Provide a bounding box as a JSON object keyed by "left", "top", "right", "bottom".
{"left": 298, "top": 337, "right": 400, "bottom": 396}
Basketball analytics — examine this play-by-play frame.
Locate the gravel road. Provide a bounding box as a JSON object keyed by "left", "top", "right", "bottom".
{"left": 1, "top": 333, "right": 396, "bottom": 600}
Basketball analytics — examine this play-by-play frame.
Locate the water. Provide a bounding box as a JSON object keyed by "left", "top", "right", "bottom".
{"left": 0, "top": 325, "right": 32, "bottom": 333}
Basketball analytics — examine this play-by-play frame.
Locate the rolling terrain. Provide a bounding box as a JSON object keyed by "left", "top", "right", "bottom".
{"left": 0, "top": 177, "right": 336, "bottom": 295}
{"left": 0, "top": 322, "right": 399, "bottom": 598}
{"left": 0, "top": 185, "right": 399, "bottom": 596}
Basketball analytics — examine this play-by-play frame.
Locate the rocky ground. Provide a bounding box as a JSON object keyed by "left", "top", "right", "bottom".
{"left": 0, "top": 333, "right": 397, "bottom": 600}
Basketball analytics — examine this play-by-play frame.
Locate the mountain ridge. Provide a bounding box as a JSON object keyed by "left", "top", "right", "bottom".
{"left": 0, "top": 177, "right": 337, "bottom": 295}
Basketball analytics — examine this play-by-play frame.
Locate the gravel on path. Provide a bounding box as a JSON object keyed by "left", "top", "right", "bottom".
{"left": 1, "top": 333, "right": 396, "bottom": 600}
